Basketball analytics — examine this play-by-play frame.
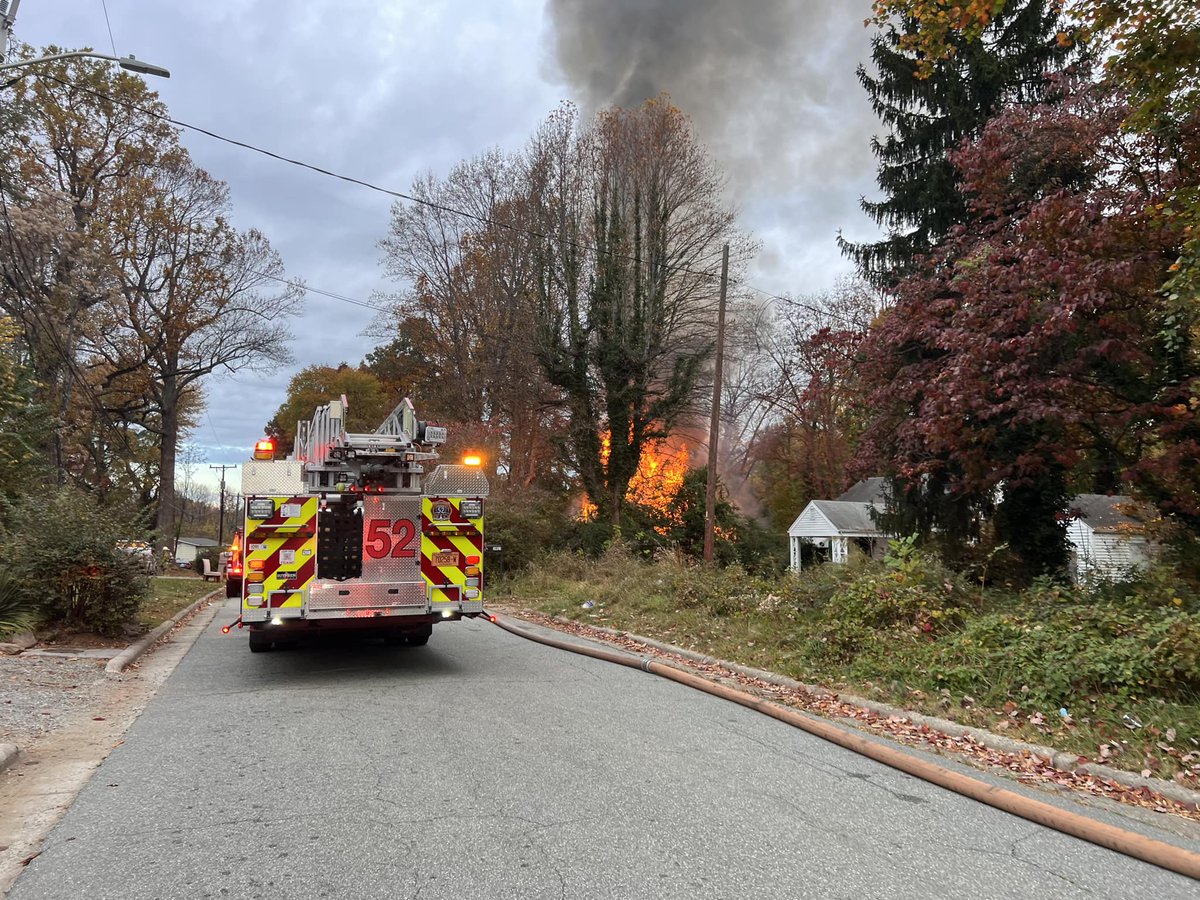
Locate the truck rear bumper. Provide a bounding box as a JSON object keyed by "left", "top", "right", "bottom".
{"left": 246, "top": 611, "right": 479, "bottom": 634}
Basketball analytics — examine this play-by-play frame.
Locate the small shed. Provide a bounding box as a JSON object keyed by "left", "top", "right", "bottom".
{"left": 175, "top": 537, "right": 220, "bottom": 566}
{"left": 787, "top": 480, "right": 889, "bottom": 571}
{"left": 1065, "top": 494, "right": 1155, "bottom": 582}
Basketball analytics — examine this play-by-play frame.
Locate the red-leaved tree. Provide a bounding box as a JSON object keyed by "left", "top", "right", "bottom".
{"left": 856, "top": 75, "right": 1198, "bottom": 577}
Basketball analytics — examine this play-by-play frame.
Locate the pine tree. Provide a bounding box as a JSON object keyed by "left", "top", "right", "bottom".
{"left": 841, "top": 1, "right": 1075, "bottom": 285}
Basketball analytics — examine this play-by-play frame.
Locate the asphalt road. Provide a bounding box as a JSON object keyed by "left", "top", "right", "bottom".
{"left": 9, "top": 599, "right": 1198, "bottom": 899}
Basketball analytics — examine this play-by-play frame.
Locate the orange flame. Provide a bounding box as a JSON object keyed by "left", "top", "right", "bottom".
{"left": 578, "top": 433, "right": 690, "bottom": 527}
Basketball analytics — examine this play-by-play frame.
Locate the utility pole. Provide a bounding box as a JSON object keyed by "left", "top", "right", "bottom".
{"left": 209, "top": 464, "right": 237, "bottom": 547}
{"left": 703, "top": 243, "right": 730, "bottom": 563}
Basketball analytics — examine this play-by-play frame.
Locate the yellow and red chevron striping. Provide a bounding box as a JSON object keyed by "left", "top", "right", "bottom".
{"left": 421, "top": 496, "right": 481, "bottom": 534}
{"left": 257, "top": 533, "right": 311, "bottom": 576}
{"left": 244, "top": 496, "right": 319, "bottom": 616}
{"left": 251, "top": 496, "right": 315, "bottom": 529}
{"left": 420, "top": 532, "right": 482, "bottom": 586}
{"left": 267, "top": 557, "right": 315, "bottom": 607}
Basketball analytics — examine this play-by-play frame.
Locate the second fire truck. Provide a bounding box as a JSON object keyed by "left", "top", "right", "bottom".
{"left": 225, "top": 396, "right": 488, "bottom": 652}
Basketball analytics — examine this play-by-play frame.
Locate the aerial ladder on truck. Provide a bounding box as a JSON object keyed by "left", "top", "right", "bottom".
{"left": 225, "top": 396, "right": 488, "bottom": 652}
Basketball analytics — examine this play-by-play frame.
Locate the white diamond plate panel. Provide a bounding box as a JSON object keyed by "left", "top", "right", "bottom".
{"left": 357, "top": 495, "right": 422, "bottom": 583}
{"left": 425, "top": 465, "right": 489, "bottom": 498}
{"left": 308, "top": 581, "right": 426, "bottom": 609}
{"left": 242, "top": 460, "right": 307, "bottom": 495}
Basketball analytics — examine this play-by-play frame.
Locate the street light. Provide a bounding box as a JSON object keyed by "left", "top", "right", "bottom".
{"left": 0, "top": 50, "right": 169, "bottom": 78}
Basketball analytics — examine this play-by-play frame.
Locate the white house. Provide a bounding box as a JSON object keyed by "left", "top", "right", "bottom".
{"left": 1065, "top": 494, "right": 1155, "bottom": 582}
{"left": 174, "top": 537, "right": 220, "bottom": 566}
{"left": 789, "top": 482, "right": 1156, "bottom": 579}
{"left": 787, "top": 479, "right": 887, "bottom": 571}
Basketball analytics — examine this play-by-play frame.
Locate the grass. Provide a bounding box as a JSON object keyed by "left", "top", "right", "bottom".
{"left": 501, "top": 545, "right": 1200, "bottom": 787}
{"left": 140, "top": 576, "right": 220, "bottom": 629}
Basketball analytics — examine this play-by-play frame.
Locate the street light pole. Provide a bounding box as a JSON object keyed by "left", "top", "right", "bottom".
{"left": 0, "top": 49, "right": 170, "bottom": 77}
{"left": 0, "top": 2, "right": 169, "bottom": 77}
{"left": 0, "top": 0, "right": 22, "bottom": 63}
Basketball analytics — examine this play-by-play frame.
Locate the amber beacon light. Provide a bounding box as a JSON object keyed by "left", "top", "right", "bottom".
{"left": 253, "top": 438, "right": 276, "bottom": 461}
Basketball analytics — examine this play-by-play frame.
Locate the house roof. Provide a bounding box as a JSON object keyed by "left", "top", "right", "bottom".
{"left": 789, "top": 500, "right": 883, "bottom": 538}
{"left": 836, "top": 477, "right": 888, "bottom": 504}
{"left": 814, "top": 500, "right": 882, "bottom": 534}
{"left": 1068, "top": 495, "right": 1153, "bottom": 534}
{"left": 178, "top": 537, "right": 220, "bottom": 547}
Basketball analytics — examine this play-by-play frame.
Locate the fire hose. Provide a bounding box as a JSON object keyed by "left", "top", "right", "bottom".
{"left": 483, "top": 611, "right": 1200, "bottom": 882}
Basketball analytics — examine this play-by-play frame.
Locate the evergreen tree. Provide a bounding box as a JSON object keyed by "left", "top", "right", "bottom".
{"left": 841, "top": 1, "right": 1075, "bottom": 285}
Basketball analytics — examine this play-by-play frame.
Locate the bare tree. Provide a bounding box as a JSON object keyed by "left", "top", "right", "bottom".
{"left": 0, "top": 53, "right": 176, "bottom": 483}
{"left": 529, "top": 97, "right": 752, "bottom": 525}
{"left": 742, "top": 278, "right": 884, "bottom": 525}
{"left": 379, "top": 149, "right": 561, "bottom": 485}
{"left": 87, "top": 153, "right": 302, "bottom": 538}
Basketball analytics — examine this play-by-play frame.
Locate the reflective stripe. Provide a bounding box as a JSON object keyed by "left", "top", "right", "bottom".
{"left": 243, "top": 496, "right": 318, "bottom": 616}
{"left": 420, "top": 496, "right": 483, "bottom": 603}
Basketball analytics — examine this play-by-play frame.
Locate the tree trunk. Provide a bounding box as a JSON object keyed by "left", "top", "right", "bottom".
{"left": 28, "top": 342, "right": 68, "bottom": 485}
{"left": 609, "top": 480, "right": 623, "bottom": 528}
{"left": 155, "top": 375, "right": 180, "bottom": 543}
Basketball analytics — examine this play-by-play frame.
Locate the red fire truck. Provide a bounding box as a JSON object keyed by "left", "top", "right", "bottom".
{"left": 225, "top": 397, "right": 487, "bottom": 652}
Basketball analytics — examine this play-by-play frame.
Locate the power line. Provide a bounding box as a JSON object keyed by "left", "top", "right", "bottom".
{"left": 99, "top": 0, "right": 117, "bottom": 57}
{"left": 30, "top": 69, "right": 732, "bottom": 285}
{"left": 21, "top": 67, "right": 869, "bottom": 330}
{"left": 205, "top": 406, "right": 225, "bottom": 451}
{"left": 283, "top": 278, "right": 386, "bottom": 312}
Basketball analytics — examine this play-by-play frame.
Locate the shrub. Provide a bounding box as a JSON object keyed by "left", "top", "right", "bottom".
{"left": 0, "top": 570, "right": 38, "bottom": 637}
{"left": 1084, "top": 560, "right": 1200, "bottom": 612}
{"left": 674, "top": 563, "right": 757, "bottom": 616}
{"left": 484, "top": 489, "right": 574, "bottom": 577}
{"left": 3, "top": 488, "right": 150, "bottom": 635}
{"left": 902, "top": 586, "right": 1200, "bottom": 708}
{"left": 816, "top": 537, "right": 973, "bottom": 661}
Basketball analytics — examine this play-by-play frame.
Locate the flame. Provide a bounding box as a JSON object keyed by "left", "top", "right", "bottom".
{"left": 577, "top": 433, "right": 690, "bottom": 527}
{"left": 578, "top": 495, "right": 599, "bottom": 522}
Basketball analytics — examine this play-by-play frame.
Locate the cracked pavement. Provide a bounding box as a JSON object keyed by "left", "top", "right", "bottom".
{"left": 5, "top": 597, "right": 1198, "bottom": 899}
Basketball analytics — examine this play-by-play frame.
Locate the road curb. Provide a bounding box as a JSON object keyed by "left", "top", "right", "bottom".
{"left": 0, "top": 742, "right": 17, "bottom": 776}
{"left": 552, "top": 616, "right": 1200, "bottom": 809}
{"left": 105, "top": 589, "right": 221, "bottom": 676}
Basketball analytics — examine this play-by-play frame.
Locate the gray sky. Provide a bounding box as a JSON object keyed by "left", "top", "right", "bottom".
{"left": 12, "top": 0, "right": 880, "bottom": 492}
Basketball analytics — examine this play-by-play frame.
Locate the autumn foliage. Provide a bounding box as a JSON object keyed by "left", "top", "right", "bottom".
{"left": 855, "top": 73, "right": 1198, "bottom": 572}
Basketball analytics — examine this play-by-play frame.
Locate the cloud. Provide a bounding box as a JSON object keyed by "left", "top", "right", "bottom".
{"left": 13, "top": 0, "right": 884, "bottom": 490}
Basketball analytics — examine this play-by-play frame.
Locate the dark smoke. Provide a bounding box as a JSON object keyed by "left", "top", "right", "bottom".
{"left": 544, "top": 0, "right": 878, "bottom": 195}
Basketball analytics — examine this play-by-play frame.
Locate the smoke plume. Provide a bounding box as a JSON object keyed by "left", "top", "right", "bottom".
{"left": 544, "top": 0, "right": 878, "bottom": 197}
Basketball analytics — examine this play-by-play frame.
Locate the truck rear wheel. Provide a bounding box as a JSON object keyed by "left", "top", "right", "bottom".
{"left": 248, "top": 632, "right": 273, "bottom": 653}
{"left": 383, "top": 625, "right": 431, "bottom": 647}
{"left": 225, "top": 577, "right": 242, "bottom": 599}
{"left": 406, "top": 624, "right": 432, "bottom": 646}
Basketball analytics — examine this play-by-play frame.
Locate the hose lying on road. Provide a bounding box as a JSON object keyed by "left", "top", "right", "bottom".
{"left": 485, "top": 612, "right": 1200, "bottom": 882}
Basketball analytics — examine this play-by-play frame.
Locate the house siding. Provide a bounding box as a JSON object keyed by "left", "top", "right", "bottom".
{"left": 1067, "top": 521, "right": 1150, "bottom": 581}
{"left": 174, "top": 539, "right": 218, "bottom": 565}
{"left": 788, "top": 505, "right": 836, "bottom": 571}
{"left": 787, "top": 504, "right": 838, "bottom": 539}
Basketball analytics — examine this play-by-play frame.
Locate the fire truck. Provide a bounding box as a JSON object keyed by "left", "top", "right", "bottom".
{"left": 225, "top": 396, "right": 488, "bottom": 652}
